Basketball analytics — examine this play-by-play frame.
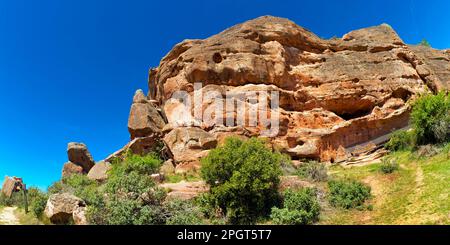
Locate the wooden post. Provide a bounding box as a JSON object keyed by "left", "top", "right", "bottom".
{"left": 22, "top": 183, "right": 28, "bottom": 213}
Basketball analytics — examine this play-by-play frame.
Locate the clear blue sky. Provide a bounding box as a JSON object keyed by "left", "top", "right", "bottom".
{"left": 1, "top": 0, "right": 449, "bottom": 189}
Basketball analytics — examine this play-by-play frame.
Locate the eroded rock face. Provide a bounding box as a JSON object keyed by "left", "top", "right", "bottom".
{"left": 44, "top": 193, "right": 87, "bottom": 225}
{"left": 163, "top": 127, "right": 217, "bottom": 165}
{"left": 139, "top": 16, "right": 450, "bottom": 162}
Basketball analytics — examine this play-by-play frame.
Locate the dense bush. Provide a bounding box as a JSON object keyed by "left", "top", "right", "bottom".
{"left": 270, "top": 188, "right": 320, "bottom": 225}
{"left": 385, "top": 130, "right": 415, "bottom": 151}
{"left": 379, "top": 157, "right": 399, "bottom": 174}
{"left": 165, "top": 199, "right": 205, "bottom": 225}
{"left": 201, "top": 137, "right": 285, "bottom": 224}
{"left": 296, "top": 161, "right": 328, "bottom": 182}
{"left": 27, "top": 187, "right": 48, "bottom": 218}
{"left": 0, "top": 190, "right": 26, "bottom": 208}
{"left": 411, "top": 92, "right": 450, "bottom": 145}
{"left": 85, "top": 153, "right": 204, "bottom": 225}
{"left": 328, "top": 180, "right": 371, "bottom": 209}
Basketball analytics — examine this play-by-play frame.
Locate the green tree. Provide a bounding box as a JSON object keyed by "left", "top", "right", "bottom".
{"left": 201, "top": 137, "right": 285, "bottom": 224}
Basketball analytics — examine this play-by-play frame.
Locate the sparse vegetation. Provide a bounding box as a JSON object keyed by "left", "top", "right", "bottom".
{"left": 419, "top": 39, "right": 431, "bottom": 47}
{"left": 385, "top": 130, "right": 415, "bottom": 152}
{"left": 270, "top": 188, "right": 320, "bottom": 225}
{"left": 296, "top": 161, "right": 328, "bottom": 182}
{"left": 200, "top": 137, "right": 285, "bottom": 224}
{"left": 379, "top": 157, "right": 399, "bottom": 174}
{"left": 328, "top": 180, "right": 371, "bottom": 209}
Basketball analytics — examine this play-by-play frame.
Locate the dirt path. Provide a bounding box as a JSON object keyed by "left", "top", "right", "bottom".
{"left": 0, "top": 207, "right": 20, "bottom": 225}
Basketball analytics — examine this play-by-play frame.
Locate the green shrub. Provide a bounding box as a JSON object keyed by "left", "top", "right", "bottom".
{"left": 419, "top": 39, "right": 431, "bottom": 47}
{"left": 165, "top": 199, "right": 205, "bottom": 225}
{"left": 270, "top": 188, "right": 320, "bottom": 225}
{"left": 411, "top": 92, "right": 450, "bottom": 145}
{"left": 47, "top": 181, "right": 66, "bottom": 194}
{"left": 296, "top": 161, "right": 328, "bottom": 182}
{"left": 110, "top": 152, "right": 162, "bottom": 176}
{"left": 0, "top": 191, "right": 25, "bottom": 207}
{"left": 201, "top": 137, "right": 284, "bottom": 224}
{"left": 328, "top": 180, "right": 371, "bottom": 209}
{"left": 385, "top": 130, "right": 415, "bottom": 151}
{"left": 27, "top": 188, "right": 48, "bottom": 218}
{"left": 379, "top": 157, "right": 399, "bottom": 174}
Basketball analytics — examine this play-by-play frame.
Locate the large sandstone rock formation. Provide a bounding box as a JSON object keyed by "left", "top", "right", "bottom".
{"left": 119, "top": 16, "right": 449, "bottom": 164}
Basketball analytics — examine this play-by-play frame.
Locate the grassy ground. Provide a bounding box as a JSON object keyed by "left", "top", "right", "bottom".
{"left": 13, "top": 208, "right": 42, "bottom": 225}
{"left": 320, "top": 145, "right": 450, "bottom": 224}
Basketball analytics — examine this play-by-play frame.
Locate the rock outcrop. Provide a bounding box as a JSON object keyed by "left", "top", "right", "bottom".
{"left": 139, "top": 16, "right": 450, "bottom": 163}
{"left": 107, "top": 16, "right": 449, "bottom": 167}
{"left": 128, "top": 89, "right": 166, "bottom": 140}
{"left": 87, "top": 161, "right": 111, "bottom": 182}
{"left": 44, "top": 193, "right": 87, "bottom": 225}
{"left": 67, "top": 142, "right": 95, "bottom": 172}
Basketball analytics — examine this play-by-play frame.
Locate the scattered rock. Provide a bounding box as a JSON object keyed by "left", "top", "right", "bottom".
{"left": 62, "top": 162, "right": 85, "bottom": 179}
{"left": 67, "top": 142, "right": 95, "bottom": 172}
{"left": 87, "top": 161, "right": 111, "bottom": 182}
{"left": 44, "top": 193, "right": 87, "bottom": 225}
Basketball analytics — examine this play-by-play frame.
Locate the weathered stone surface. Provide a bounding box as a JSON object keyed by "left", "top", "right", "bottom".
{"left": 44, "top": 193, "right": 87, "bottom": 225}
{"left": 128, "top": 89, "right": 166, "bottom": 140}
{"left": 159, "top": 181, "right": 209, "bottom": 200}
{"left": 1, "top": 177, "right": 22, "bottom": 198}
{"left": 72, "top": 206, "right": 88, "bottom": 225}
{"left": 62, "top": 162, "right": 84, "bottom": 179}
{"left": 160, "top": 159, "right": 175, "bottom": 175}
{"left": 143, "top": 16, "right": 450, "bottom": 161}
{"left": 104, "top": 135, "right": 161, "bottom": 163}
{"left": 87, "top": 161, "right": 111, "bottom": 181}
{"left": 409, "top": 45, "right": 450, "bottom": 92}
{"left": 67, "top": 142, "right": 95, "bottom": 172}
{"left": 163, "top": 127, "right": 217, "bottom": 164}
{"left": 150, "top": 173, "right": 165, "bottom": 183}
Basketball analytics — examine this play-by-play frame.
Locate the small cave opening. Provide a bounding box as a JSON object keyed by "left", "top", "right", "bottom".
{"left": 212, "top": 52, "right": 223, "bottom": 63}
{"left": 391, "top": 87, "right": 413, "bottom": 102}
{"left": 332, "top": 108, "right": 373, "bottom": 121}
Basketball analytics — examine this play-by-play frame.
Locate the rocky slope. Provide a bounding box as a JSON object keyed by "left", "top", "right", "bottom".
{"left": 120, "top": 16, "right": 450, "bottom": 169}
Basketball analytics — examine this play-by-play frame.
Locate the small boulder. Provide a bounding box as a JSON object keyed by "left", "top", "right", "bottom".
{"left": 150, "top": 173, "right": 165, "bottom": 183}
{"left": 67, "top": 142, "right": 95, "bottom": 172}
{"left": 44, "top": 193, "right": 87, "bottom": 225}
{"left": 160, "top": 159, "right": 175, "bottom": 175}
{"left": 87, "top": 161, "right": 111, "bottom": 182}
{"left": 61, "top": 162, "right": 85, "bottom": 179}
